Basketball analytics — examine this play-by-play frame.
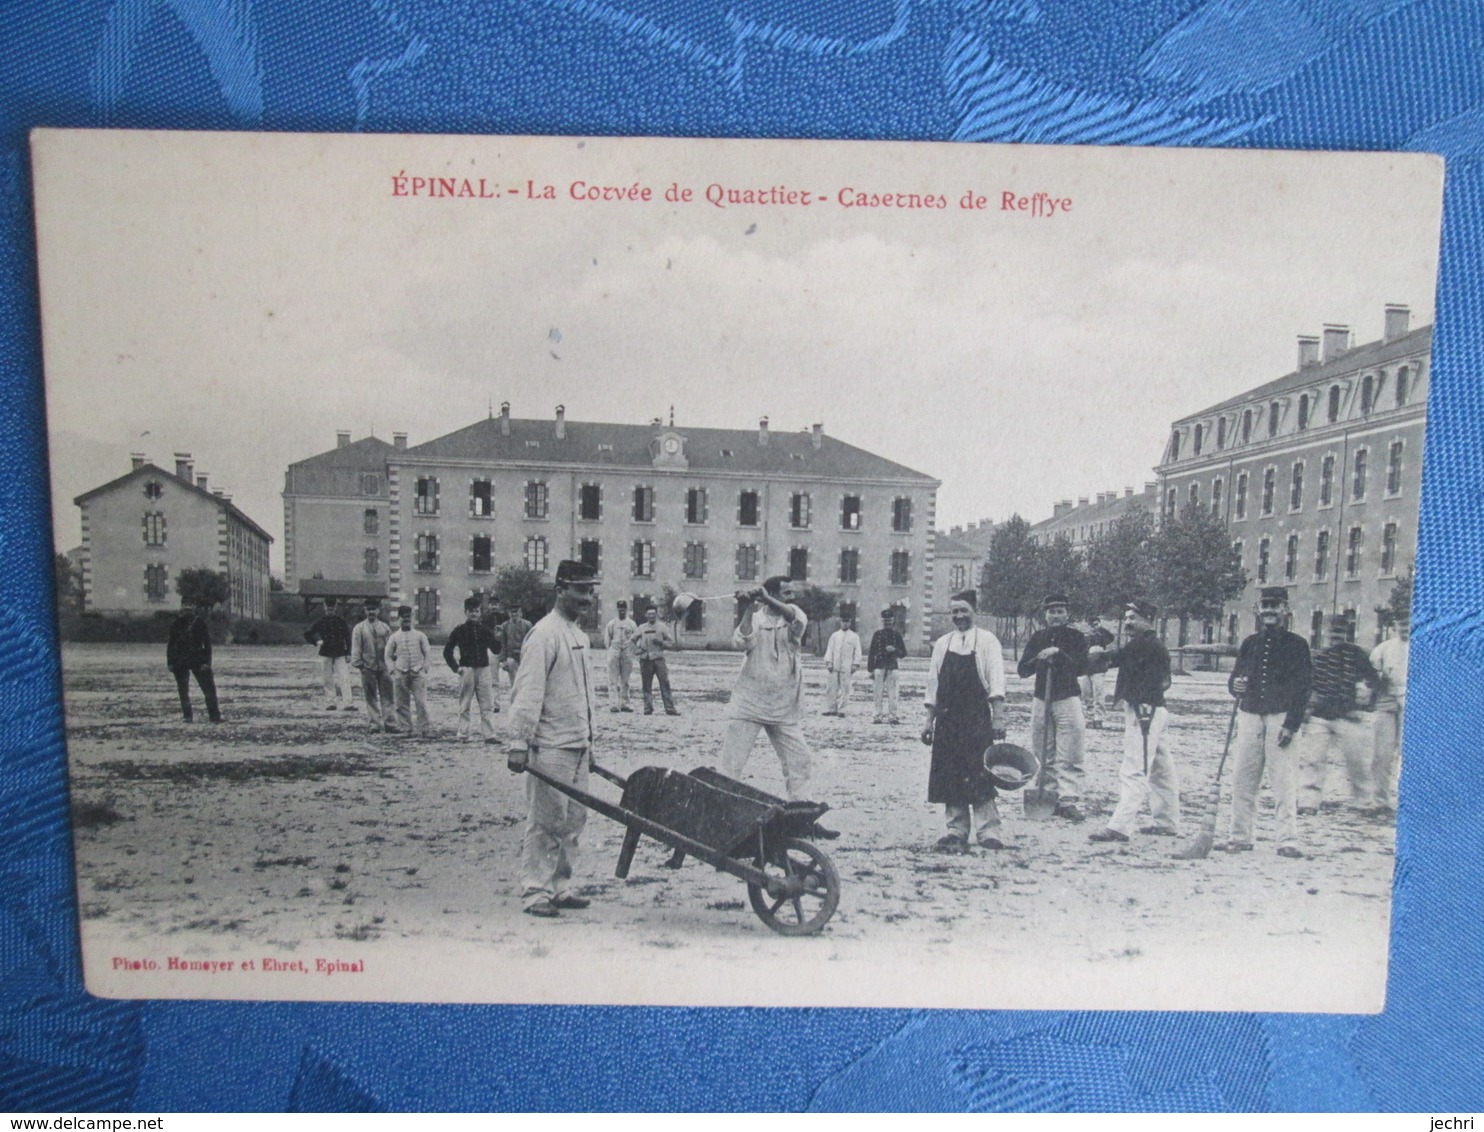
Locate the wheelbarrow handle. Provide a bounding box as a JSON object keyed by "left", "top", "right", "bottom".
{"left": 590, "top": 760, "right": 628, "bottom": 789}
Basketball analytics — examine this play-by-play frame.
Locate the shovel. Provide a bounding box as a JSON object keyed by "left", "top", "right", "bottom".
{"left": 1172, "top": 699, "right": 1239, "bottom": 860}
{"left": 1026, "top": 700, "right": 1062, "bottom": 824}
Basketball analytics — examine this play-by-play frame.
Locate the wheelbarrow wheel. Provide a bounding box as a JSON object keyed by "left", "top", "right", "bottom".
{"left": 747, "top": 837, "right": 840, "bottom": 936}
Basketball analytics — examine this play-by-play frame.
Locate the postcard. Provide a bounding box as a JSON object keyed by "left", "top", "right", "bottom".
{"left": 33, "top": 128, "right": 1441, "bottom": 1009}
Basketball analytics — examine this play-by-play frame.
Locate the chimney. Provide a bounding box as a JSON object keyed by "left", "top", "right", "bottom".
{"left": 554, "top": 404, "right": 566, "bottom": 440}
{"left": 1077, "top": 496, "right": 1089, "bottom": 508}
{"left": 173, "top": 452, "right": 193, "bottom": 481}
{"left": 1297, "top": 335, "right": 1320, "bottom": 369}
{"left": 1384, "top": 304, "right": 1410, "bottom": 343}
{"left": 500, "top": 402, "right": 511, "bottom": 436}
{"left": 336, "top": 430, "right": 351, "bottom": 448}
{"left": 810, "top": 422, "right": 823, "bottom": 450}
{"left": 1322, "top": 324, "right": 1350, "bottom": 363}
{"left": 1053, "top": 499, "right": 1072, "bottom": 518}
{"left": 1144, "top": 481, "right": 1156, "bottom": 494}
{"left": 129, "top": 452, "right": 146, "bottom": 470}
{"left": 758, "top": 417, "right": 769, "bottom": 447}
{"left": 393, "top": 432, "right": 407, "bottom": 450}
{"left": 1124, "top": 486, "right": 1134, "bottom": 498}
{"left": 196, "top": 473, "right": 208, "bottom": 491}
{"left": 1095, "top": 492, "right": 1106, "bottom": 506}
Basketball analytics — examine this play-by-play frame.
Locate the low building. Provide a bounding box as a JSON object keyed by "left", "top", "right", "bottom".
{"left": 1029, "top": 484, "right": 1158, "bottom": 550}
{"left": 75, "top": 452, "right": 272, "bottom": 619}
{"left": 1156, "top": 305, "right": 1428, "bottom": 647}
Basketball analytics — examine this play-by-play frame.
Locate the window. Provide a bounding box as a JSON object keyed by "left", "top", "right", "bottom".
{"left": 633, "top": 485, "right": 654, "bottom": 522}
{"left": 414, "top": 533, "right": 439, "bottom": 572}
{"left": 1320, "top": 455, "right": 1335, "bottom": 506}
{"left": 1188, "top": 482, "right": 1200, "bottom": 508}
{"left": 525, "top": 536, "right": 548, "bottom": 573}
{"left": 144, "top": 563, "right": 168, "bottom": 601}
{"left": 1346, "top": 526, "right": 1363, "bottom": 577}
{"left": 1310, "top": 609, "right": 1324, "bottom": 648}
{"left": 471, "top": 535, "right": 492, "bottom": 573}
{"left": 1298, "top": 394, "right": 1310, "bottom": 430}
{"left": 579, "top": 538, "right": 601, "bottom": 573}
{"left": 1352, "top": 450, "right": 1368, "bottom": 501}
{"left": 1314, "top": 530, "right": 1330, "bottom": 580}
{"left": 1284, "top": 533, "right": 1299, "bottom": 581}
{"left": 144, "top": 479, "right": 163, "bottom": 501}
{"left": 1241, "top": 410, "right": 1252, "bottom": 443}
{"left": 1169, "top": 430, "right": 1181, "bottom": 460}
{"left": 736, "top": 544, "right": 759, "bottom": 580}
{"left": 632, "top": 540, "right": 654, "bottom": 579}
{"left": 891, "top": 497, "right": 913, "bottom": 533}
{"left": 470, "top": 479, "right": 493, "bottom": 518}
{"left": 1260, "top": 468, "right": 1276, "bottom": 516}
{"left": 1234, "top": 473, "right": 1248, "bottom": 520}
{"left": 1217, "top": 417, "right": 1227, "bottom": 448}
{"left": 1257, "top": 537, "right": 1271, "bottom": 584}
{"left": 363, "top": 509, "right": 379, "bottom": 535}
{"left": 1361, "top": 375, "right": 1374, "bottom": 415}
{"left": 414, "top": 476, "right": 439, "bottom": 516}
{"left": 949, "top": 563, "right": 967, "bottom": 591}
{"left": 1267, "top": 402, "right": 1280, "bottom": 437}
{"left": 1387, "top": 441, "right": 1404, "bottom": 495}
{"left": 889, "top": 550, "right": 910, "bottom": 586}
{"left": 360, "top": 472, "right": 380, "bottom": 496}
{"left": 839, "top": 548, "right": 860, "bottom": 584}
{"left": 1381, "top": 522, "right": 1399, "bottom": 574}
{"left": 1211, "top": 477, "right": 1224, "bottom": 518}
{"left": 1232, "top": 540, "right": 1244, "bottom": 569}
{"left": 789, "top": 492, "right": 811, "bottom": 529}
{"left": 415, "top": 588, "right": 439, "bottom": 627}
{"left": 1165, "top": 488, "right": 1177, "bottom": 520}
{"left": 1193, "top": 423, "right": 1204, "bottom": 455}
{"left": 684, "top": 541, "right": 707, "bottom": 579}
{"left": 524, "top": 481, "right": 548, "bottom": 519}
{"left": 579, "top": 483, "right": 601, "bottom": 521}
{"left": 363, "top": 547, "right": 379, "bottom": 575}
{"left": 142, "top": 512, "right": 166, "bottom": 547}
{"left": 840, "top": 494, "right": 862, "bottom": 531}
{"left": 682, "top": 599, "right": 704, "bottom": 633}
{"left": 738, "top": 490, "right": 759, "bottom": 527}
{"left": 1328, "top": 385, "right": 1341, "bottom": 423}
{"left": 788, "top": 547, "right": 808, "bottom": 581}
{"left": 1228, "top": 613, "right": 1239, "bottom": 645}
{"left": 1395, "top": 366, "right": 1410, "bottom": 406}
{"left": 1289, "top": 461, "right": 1304, "bottom": 511}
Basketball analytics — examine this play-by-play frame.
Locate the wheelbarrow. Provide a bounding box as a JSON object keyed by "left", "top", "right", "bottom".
{"left": 522, "top": 760, "right": 841, "bottom": 936}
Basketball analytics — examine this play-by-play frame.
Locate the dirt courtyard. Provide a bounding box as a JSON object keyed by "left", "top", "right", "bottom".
{"left": 63, "top": 642, "right": 1397, "bottom": 1011}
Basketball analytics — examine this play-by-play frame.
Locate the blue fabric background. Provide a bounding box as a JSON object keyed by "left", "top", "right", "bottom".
{"left": 3, "top": 0, "right": 1482, "bottom": 1112}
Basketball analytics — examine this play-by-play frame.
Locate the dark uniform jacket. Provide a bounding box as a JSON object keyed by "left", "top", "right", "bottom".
{"left": 867, "top": 628, "right": 907, "bottom": 673}
{"left": 1018, "top": 626, "right": 1089, "bottom": 701}
{"left": 1229, "top": 627, "right": 1312, "bottom": 732}
{"left": 166, "top": 613, "right": 212, "bottom": 671}
{"left": 304, "top": 613, "right": 352, "bottom": 658}
{"left": 1091, "top": 632, "right": 1170, "bottom": 708}
{"left": 444, "top": 621, "right": 500, "bottom": 670}
{"left": 1308, "top": 642, "right": 1380, "bottom": 721}
{"left": 1085, "top": 624, "right": 1115, "bottom": 650}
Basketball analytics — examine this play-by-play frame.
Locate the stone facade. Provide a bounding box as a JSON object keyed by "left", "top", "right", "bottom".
{"left": 75, "top": 453, "right": 272, "bottom": 619}
{"left": 282, "top": 432, "right": 397, "bottom": 594}
{"left": 1157, "top": 306, "right": 1428, "bottom": 648}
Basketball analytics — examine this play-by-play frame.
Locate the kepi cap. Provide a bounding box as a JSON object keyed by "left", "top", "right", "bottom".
{"left": 555, "top": 560, "right": 598, "bottom": 586}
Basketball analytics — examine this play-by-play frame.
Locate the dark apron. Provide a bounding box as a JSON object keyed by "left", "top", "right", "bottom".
{"left": 927, "top": 647, "right": 996, "bottom": 805}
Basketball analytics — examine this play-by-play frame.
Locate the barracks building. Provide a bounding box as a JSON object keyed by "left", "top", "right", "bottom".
{"left": 283, "top": 407, "right": 942, "bottom": 651}
{"left": 1156, "top": 305, "right": 1428, "bottom": 649}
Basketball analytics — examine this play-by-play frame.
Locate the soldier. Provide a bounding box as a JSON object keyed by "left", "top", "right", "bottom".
{"left": 166, "top": 601, "right": 221, "bottom": 723}
{"left": 500, "top": 605, "right": 533, "bottom": 699}
{"left": 1087, "top": 599, "right": 1178, "bottom": 843}
{"left": 304, "top": 597, "right": 353, "bottom": 710}
{"left": 822, "top": 615, "right": 862, "bottom": 717}
{"left": 385, "top": 605, "right": 432, "bottom": 737}
{"left": 1369, "top": 618, "right": 1410, "bottom": 816}
{"left": 507, "top": 561, "right": 600, "bottom": 918}
{"left": 866, "top": 608, "right": 907, "bottom": 724}
{"left": 635, "top": 605, "right": 680, "bottom": 716}
{"left": 604, "top": 600, "right": 639, "bottom": 713}
{"left": 1298, "top": 614, "right": 1381, "bottom": 815}
{"left": 1017, "top": 593, "right": 1090, "bottom": 822}
{"left": 1225, "top": 586, "right": 1312, "bottom": 858}
{"left": 350, "top": 598, "right": 395, "bottom": 732}
{"left": 444, "top": 595, "right": 502, "bottom": 741}
{"left": 1081, "top": 613, "right": 1115, "bottom": 729}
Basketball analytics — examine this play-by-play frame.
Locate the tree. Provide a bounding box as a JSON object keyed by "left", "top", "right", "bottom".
{"left": 1034, "top": 534, "right": 1085, "bottom": 614}
{"left": 54, "top": 553, "right": 83, "bottom": 613}
{"left": 175, "top": 567, "right": 230, "bottom": 611}
{"left": 1150, "top": 504, "right": 1248, "bottom": 645}
{"left": 659, "top": 583, "right": 681, "bottom": 624}
{"left": 981, "top": 514, "right": 1041, "bottom": 649}
{"left": 788, "top": 584, "right": 841, "bottom": 653}
{"left": 493, "top": 564, "right": 552, "bottom": 620}
{"left": 1082, "top": 509, "right": 1156, "bottom": 616}
{"left": 1382, "top": 568, "right": 1413, "bottom": 629}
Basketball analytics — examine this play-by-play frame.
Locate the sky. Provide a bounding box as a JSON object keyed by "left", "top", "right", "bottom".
{"left": 33, "top": 130, "right": 1444, "bottom": 570}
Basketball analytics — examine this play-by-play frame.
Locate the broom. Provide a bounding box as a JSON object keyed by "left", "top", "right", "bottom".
{"left": 1172, "top": 699, "right": 1239, "bottom": 860}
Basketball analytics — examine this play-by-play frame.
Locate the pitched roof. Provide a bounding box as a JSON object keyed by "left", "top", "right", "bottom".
{"left": 284, "top": 435, "right": 398, "bottom": 496}
{"left": 933, "top": 532, "right": 979, "bottom": 558}
{"left": 1177, "top": 324, "right": 1432, "bottom": 424}
{"left": 288, "top": 435, "right": 397, "bottom": 472}
{"left": 399, "top": 417, "right": 937, "bottom": 483}
{"left": 74, "top": 464, "right": 273, "bottom": 543}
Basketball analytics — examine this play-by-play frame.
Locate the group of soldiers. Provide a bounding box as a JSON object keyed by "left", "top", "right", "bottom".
{"left": 168, "top": 561, "right": 1409, "bottom": 921}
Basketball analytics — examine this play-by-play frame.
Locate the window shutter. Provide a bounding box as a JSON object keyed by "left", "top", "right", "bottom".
{"left": 701, "top": 489, "right": 708, "bottom": 524}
